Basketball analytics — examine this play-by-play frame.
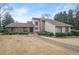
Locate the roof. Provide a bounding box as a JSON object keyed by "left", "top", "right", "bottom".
{"left": 46, "top": 19, "right": 72, "bottom": 27}
{"left": 32, "top": 17, "right": 41, "bottom": 20}
{"left": 6, "top": 22, "right": 34, "bottom": 27}
{"left": 32, "top": 17, "right": 72, "bottom": 27}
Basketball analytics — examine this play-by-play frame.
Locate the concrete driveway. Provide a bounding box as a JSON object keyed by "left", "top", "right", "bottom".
{"left": 38, "top": 36, "right": 79, "bottom": 54}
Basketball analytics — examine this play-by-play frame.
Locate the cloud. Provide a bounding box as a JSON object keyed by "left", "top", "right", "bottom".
{"left": 12, "top": 8, "right": 28, "bottom": 17}
{"left": 11, "top": 8, "right": 45, "bottom": 23}
{"left": 11, "top": 8, "right": 30, "bottom": 23}
{"left": 10, "top": 4, "right": 75, "bottom": 23}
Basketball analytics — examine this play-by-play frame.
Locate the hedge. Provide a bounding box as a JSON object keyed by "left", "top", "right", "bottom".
{"left": 37, "top": 31, "right": 54, "bottom": 37}
{"left": 65, "top": 32, "right": 73, "bottom": 36}
{"left": 71, "top": 30, "right": 79, "bottom": 36}
{"left": 2, "top": 32, "right": 29, "bottom": 35}
{"left": 38, "top": 31, "right": 73, "bottom": 37}
{"left": 55, "top": 32, "right": 66, "bottom": 37}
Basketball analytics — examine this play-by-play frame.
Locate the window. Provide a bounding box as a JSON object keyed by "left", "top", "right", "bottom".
{"left": 35, "top": 27, "right": 38, "bottom": 30}
{"left": 65, "top": 27, "right": 69, "bottom": 32}
{"left": 56, "top": 27, "right": 62, "bottom": 32}
{"left": 23, "top": 28, "right": 27, "bottom": 32}
{"left": 35, "top": 22, "right": 38, "bottom": 25}
{"left": 11, "top": 27, "right": 15, "bottom": 32}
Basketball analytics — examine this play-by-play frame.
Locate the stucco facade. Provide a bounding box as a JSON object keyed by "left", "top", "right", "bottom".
{"left": 45, "top": 21, "right": 71, "bottom": 34}
{"left": 55, "top": 26, "right": 71, "bottom": 33}
{"left": 45, "top": 21, "right": 55, "bottom": 34}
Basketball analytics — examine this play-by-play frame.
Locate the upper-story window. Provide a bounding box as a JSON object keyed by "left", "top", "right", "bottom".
{"left": 35, "top": 22, "right": 38, "bottom": 25}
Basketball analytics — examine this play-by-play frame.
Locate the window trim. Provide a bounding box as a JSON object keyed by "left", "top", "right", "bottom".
{"left": 35, "top": 22, "right": 38, "bottom": 25}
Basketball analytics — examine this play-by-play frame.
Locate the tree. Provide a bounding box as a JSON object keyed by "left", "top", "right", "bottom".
{"left": 0, "top": 3, "right": 7, "bottom": 32}
{"left": 0, "top": 3, "right": 12, "bottom": 20}
{"left": 54, "top": 11, "right": 68, "bottom": 23}
{"left": 0, "top": 20, "right": 1, "bottom": 32}
{"left": 54, "top": 4, "right": 79, "bottom": 29}
{"left": 67, "top": 10, "right": 74, "bottom": 25}
{"left": 54, "top": 12, "right": 63, "bottom": 21}
{"left": 0, "top": 3, "right": 13, "bottom": 32}
{"left": 62, "top": 11, "right": 68, "bottom": 23}
{"left": 2, "top": 12, "right": 14, "bottom": 29}
{"left": 76, "top": 11, "right": 79, "bottom": 18}
{"left": 74, "top": 4, "right": 79, "bottom": 29}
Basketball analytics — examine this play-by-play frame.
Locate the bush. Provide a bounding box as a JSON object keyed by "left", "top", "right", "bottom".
{"left": 71, "top": 30, "right": 79, "bottom": 36}
{"left": 2, "top": 28, "right": 9, "bottom": 33}
{"left": 2, "top": 32, "right": 29, "bottom": 35}
{"left": 65, "top": 32, "right": 73, "bottom": 36}
{"left": 18, "top": 32, "right": 29, "bottom": 35}
{"left": 55, "top": 32, "right": 66, "bottom": 37}
{"left": 49, "top": 32, "right": 54, "bottom": 36}
{"left": 37, "top": 31, "right": 54, "bottom": 37}
{"left": 0, "top": 29, "right": 2, "bottom": 33}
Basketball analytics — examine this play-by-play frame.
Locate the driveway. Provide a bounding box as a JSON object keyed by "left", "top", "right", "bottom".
{"left": 38, "top": 36, "right": 79, "bottom": 54}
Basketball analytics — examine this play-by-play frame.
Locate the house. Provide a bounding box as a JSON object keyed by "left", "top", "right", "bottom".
{"left": 6, "top": 22, "right": 34, "bottom": 33}
{"left": 6, "top": 17, "right": 72, "bottom": 34}
{"left": 32, "top": 17, "right": 72, "bottom": 34}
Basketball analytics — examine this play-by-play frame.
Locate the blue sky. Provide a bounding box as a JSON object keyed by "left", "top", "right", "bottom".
{"left": 10, "top": 3, "right": 76, "bottom": 23}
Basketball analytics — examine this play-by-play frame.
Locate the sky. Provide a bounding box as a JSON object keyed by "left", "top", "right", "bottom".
{"left": 10, "top": 3, "right": 76, "bottom": 23}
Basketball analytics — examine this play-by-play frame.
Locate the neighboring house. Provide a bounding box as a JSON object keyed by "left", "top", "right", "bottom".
{"left": 6, "top": 17, "right": 72, "bottom": 33}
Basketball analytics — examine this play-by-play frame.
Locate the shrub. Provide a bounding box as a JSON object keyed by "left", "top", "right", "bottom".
{"left": 2, "top": 28, "right": 9, "bottom": 33}
{"left": 71, "top": 30, "right": 79, "bottom": 36}
{"left": 0, "top": 29, "right": 2, "bottom": 33}
{"left": 37, "top": 31, "right": 54, "bottom": 37}
{"left": 18, "top": 32, "right": 29, "bottom": 35}
{"left": 55, "top": 32, "right": 66, "bottom": 37}
{"left": 2, "top": 32, "right": 29, "bottom": 35}
{"left": 49, "top": 32, "right": 54, "bottom": 36}
{"left": 65, "top": 32, "right": 73, "bottom": 36}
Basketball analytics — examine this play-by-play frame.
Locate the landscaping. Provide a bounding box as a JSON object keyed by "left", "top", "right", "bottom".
{"left": 55, "top": 32, "right": 73, "bottom": 37}
{"left": 2, "top": 32, "right": 29, "bottom": 35}
{"left": 37, "top": 31, "right": 72, "bottom": 37}
{"left": 71, "top": 30, "right": 79, "bottom": 36}
{"left": 0, "top": 29, "right": 29, "bottom": 35}
{"left": 37, "top": 31, "right": 54, "bottom": 37}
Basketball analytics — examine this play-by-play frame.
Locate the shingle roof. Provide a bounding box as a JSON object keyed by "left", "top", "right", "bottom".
{"left": 6, "top": 22, "right": 34, "bottom": 27}
{"left": 32, "top": 17, "right": 72, "bottom": 27}
{"left": 46, "top": 19, "right": 72, "bottom": 27}
{"left": 32, "top": 17, "right": 41, "bottom": 20}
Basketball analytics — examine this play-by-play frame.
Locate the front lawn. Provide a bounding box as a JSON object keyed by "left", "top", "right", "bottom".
{"left": 0, "top": 35, "right": 75, "bottom": 55}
